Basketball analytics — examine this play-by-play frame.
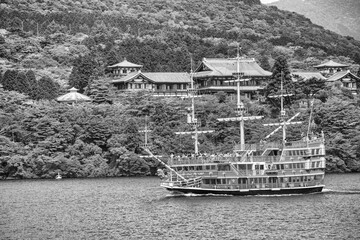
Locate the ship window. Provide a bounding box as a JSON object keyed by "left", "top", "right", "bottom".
{"left": 222, "top": 179, "right": 226, "bottom": 184}
{"left": 284, "top": 164, "right": 289, "bottom": 169}
{"left": 317, "top": 161, "right": 321, "bottom": 167}
{"left": 177, "top": 167, "right": 182, "bottom": 171}
{"left": 260, "top": 165, "right": 264, "bottom": 170}
{"left": 204, "top": 179, "right": 210, "bottom": 184}
{"left": 211, "top": 165, "right": 216, "bottom": 170}
{"left": 196, "top": 166, "right": 202, "bottom": 171}
{"left": 189, "top": 166, "right": 194, "bottom": 171}
{"left": 296, "top": 177, "right": 299, "bottom": 182}
{"left": 205, "top": 165, "right": 211, "bottom": 170}
{"left": 216, "top": 179, "right": 221, "bottom": 184}
{"left": 247, "top": 165, "right": 252, "bottom": 170}
{"left": 183, "top": 166, "right": 188, "bottom": 171}
{"left": 238, "top": 165, "right": 246, "bottom": 170}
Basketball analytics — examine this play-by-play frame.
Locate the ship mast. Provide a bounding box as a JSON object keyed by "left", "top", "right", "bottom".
{"left": 175, "top": 57, "right": 214, "bottom": 154}
{"left": 217, "top": 45, "right": 262, "bottom": 150}
{"left": 139, "top": 115, "right": 152, "bottom": 148}
{"left": 264, "top": 71, "right": 301, "bottom": 145}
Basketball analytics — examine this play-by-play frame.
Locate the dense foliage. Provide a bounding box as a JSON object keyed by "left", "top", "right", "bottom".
{"left": 0, "top": 82, "right": 360, "bottom": 179}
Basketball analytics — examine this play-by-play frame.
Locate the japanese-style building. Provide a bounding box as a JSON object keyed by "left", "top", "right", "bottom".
{"left": 107, "top": 59, "right": 190, "bottom": 96}
{"left": 193, "top": 57, "right": 272, "bottom": 99}
{"left": 111, "top": 70, "right": 191, "bottom": 97}
{"left": 314, "top": 60, "right": 350, "bottom": 77}
{"left": 106, "top": 59, "right": 143, "bottom": 78}
{"left": 326, "top": 70, "right": 359, "bottom": 94}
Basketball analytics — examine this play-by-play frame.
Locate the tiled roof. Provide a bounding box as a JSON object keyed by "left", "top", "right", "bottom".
{"left": 194, "top": 58, "right": 272, "bottom": 77}
{"left": 314, "top": 60, "right": 349, "bottom": 68}
{"left": 112, "top": 71, "right": 191, "bottom": 83}
{"left": 327, "top": 70, "right": 360, "bottom": 82}
{"left": 292, "top": 72, "right": 326, "bottom": 80}
{"left": 108, "top": 59, "right": 143, "bottom": 68}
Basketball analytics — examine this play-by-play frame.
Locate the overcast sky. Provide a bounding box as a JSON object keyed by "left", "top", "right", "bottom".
{"left": 260, "top": 0, "right": 279, "bottom": 4}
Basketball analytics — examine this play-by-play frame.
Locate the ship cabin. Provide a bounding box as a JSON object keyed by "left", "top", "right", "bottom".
{"left": 167, "top": 137, "right": 325, "bottom": 190}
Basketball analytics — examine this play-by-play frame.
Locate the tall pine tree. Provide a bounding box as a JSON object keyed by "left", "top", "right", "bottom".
{"left": 25, "top": 70, "right": 39, "bottom": 99}
{"left": 264, "top": 56, "right": 294, "bottom": 108}
{"left": 68, "top": 54, "right": 100, "bottom": 93}
{"left": 2, "top": 70, "right": 18, "bottom": 91}
{"left": 37, "top": 76, "right": 59, "bottom": 100}
{"left": 13, "top": 72, "right": 30, "bottom": 94}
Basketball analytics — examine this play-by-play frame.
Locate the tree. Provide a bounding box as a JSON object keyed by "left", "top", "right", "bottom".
{"left": 118, "top": 118, "right": 142, "bottom": 153}
{"left": 68, "top": 54, "right": 99, "bottom": 93}
{"left": 44, "top": 20, "right": 66, "bottom": 35}
{"left": 25, "top": 70, "right": 39, "bottom": 99}
{"left": 258, "top": 55, "right": 271, "bottom": 71}
{"left": 264, "top": 56, "right": 294, "bottom": 108}
{"left": 106, "top": 48, "right": 119, "bottom": 67}
{"left": 13, "top": 72, "right": 30, "bottom": 94}
{"left": 2, "top": 70, "right": 18, "bottom": 91}
{"left": 294, "top": 77, "right": 327, "bottom": 107}
{"left": 36, "top": 76, "right": 60, "bottom": 100}
{"left": 87, "top": 79, "right": 113, "bottom": 104}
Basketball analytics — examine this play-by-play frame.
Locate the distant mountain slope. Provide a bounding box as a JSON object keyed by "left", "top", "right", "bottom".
{"left": 270, "top": 0, "right": 360, "bottom": 41}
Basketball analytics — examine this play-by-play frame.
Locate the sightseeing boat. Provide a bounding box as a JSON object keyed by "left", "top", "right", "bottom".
{"left": 147, "top": 53, "right": 326, "bottom": 196}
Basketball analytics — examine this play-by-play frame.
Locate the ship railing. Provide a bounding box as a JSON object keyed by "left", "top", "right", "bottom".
{"left": 248, "top": 156, "right": 281, "bottom": 163}
{"left": 284, "top": 137, "right": 324, "bottom": 149}
{"left": 164, "top": 177, "right": 202, "bottom": 188}
{"left": 170, "top": 155, "right": 241, "bottom": 165}
{"left": 234, "top": 142, "right": 283, "bottom": 151}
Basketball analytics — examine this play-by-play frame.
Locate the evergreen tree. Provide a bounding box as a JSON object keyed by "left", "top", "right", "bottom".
{"left": 44, "top": 20, "right": 66, "bottom": 35}
{"left": 106, "top": 48, "right": 119, "bottom": 67}
{"left": 87, "top": 79, "right": 113, "bottom": 104}
{"left": 294, "top": 77, "right": 327, "bottom": 107}
{"left": 37, "top": 76, "right": 59, "bottom": 100}
{"left": 68, "top": 54, "right": 99, "bottom": 93}
{"left": 264, "top": 56, "right": 294, "bottom": 108}
{"left": 119, "top": 118, "right": 142, "bottom": 153}
{"left": 13, "top": 72, "right": 30, "bottom": 94}
{"left": 258, "top": 55, "right": 271, "bottom": 71}
{"left": 2, "top": 70, "right": 18, "bottom": 91}
{"left": 25, "top": 70, "right": 39, "bottom": 99}
{"left": 0, "top": 35, "right": 5, "bottom": 44}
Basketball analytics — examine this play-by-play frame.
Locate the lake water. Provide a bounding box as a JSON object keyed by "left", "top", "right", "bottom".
{"left": 1, "top": 174, "right": 360, "bottom": 240}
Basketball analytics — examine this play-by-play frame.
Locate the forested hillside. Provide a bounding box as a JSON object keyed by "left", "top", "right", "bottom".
{"left": 270, "top": 0, "right": 360, "bottom": 41}
{"left": 1, "top": 0, "right": 360, "bottom": 83}
{"left": 0, "top": 0, "right": 360, "bottom": 179}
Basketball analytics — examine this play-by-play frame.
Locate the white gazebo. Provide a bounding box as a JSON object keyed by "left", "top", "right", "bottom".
{"left": 56, "top": 87, "right": 92, "bottom": 103}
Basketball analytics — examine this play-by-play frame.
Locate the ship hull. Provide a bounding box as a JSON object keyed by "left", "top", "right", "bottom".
{"left": 163, "top": 185, "right": 324, "bottom": 196}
